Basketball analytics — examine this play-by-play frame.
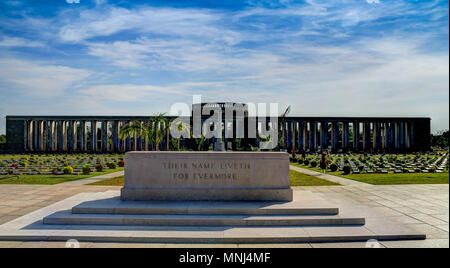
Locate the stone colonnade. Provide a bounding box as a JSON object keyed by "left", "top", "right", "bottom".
{"left": 21, "top": 117, "right": 418, "bottom": 153}
{"left": 24, "top": 120, "right": 155, "bottom": 153}
{"left": 281, "top": 120, "right": 415, "bottom": 152}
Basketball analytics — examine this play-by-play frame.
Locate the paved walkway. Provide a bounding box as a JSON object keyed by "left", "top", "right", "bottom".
{"left": 60, "top": 171, "right": 124, "bottom": 186}
{"left": 0, "top": 171, "right": 448, "bottom": 248}
{"left": 290, "top": 165, "right": 369, "bottom": 186}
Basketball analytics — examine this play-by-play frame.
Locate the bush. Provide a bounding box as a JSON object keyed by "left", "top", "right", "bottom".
{"left": 106, "top": 162, "right": 117, "bottom": 169}
{"left": 310, "top": 161, "right": 318, "bottom": 168}
{"left": 82, "top": 165, "right": 91, "bottom": 175}
{"left": 62, "top": 166, "right": 74, "bottom": 175}
{"left": 118, "top": 160, "right": 125, "bottom": 167}
{"left": 303, "top": 159, "right": 310, "bottom": 166}
{"left": 329, "top": 163, "right": 338, "bottom": 172}
{"left": 95, "top": 163, "right": 104, "bottom": 172}
{"left": 297, "top": 159, "right": 304, "bottom": 165}
{"left": 343, "top": 165, "right": 351, "bottom": 175}
{"left": 359, "top": 165, "right": 364, "bottom": 172}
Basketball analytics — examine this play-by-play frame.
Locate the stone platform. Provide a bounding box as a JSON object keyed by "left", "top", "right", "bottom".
{"left": 0, "top": 190, "right": 426, "bottom": 244}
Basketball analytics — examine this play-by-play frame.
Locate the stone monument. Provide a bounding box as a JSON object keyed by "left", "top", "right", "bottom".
{"left": 121, "top": 152, "right": 293, "bottom": 201}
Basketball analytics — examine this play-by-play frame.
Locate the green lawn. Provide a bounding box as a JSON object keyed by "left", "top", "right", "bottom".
{"left": 89, "top": 176, "right": 125, "bottom": 186}
{"left": 291, "top": 163, "right": 449, "bottom": 185}
{"left": 0, "top": 168, "right": 124, "bottom": 185}
{"left": 289, "top": 170, "right": 340, "bottom": 186}
{"left": 88, "top": 171, "right": 340, "bottom": 187}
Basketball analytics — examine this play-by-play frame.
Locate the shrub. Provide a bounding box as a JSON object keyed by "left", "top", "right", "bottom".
{"left": 303, "top": 159, "right": 310, "bottom": 166}
{"left": 118, "top": 160, "right": 125, "bottom": 167}
{"left": 106, "top": 162, "right": 117, "bottom": 169}
{"left": 297, "top": 159, "right": 304, "bottom": 165}
{"left": 62, "top": 166, "right": 74, "bottom": 175}
{"left": 310, "top": 161, "right": 318, "bottom": 168}
{"left": 82, "top": 165, "right": 91, "bottom": 175}
{"left": 359, "top": 165, "right": 364, "bottom": 172}
{"left": 343, "top": 165, "right": 351, "bottom": 175}
{"left": 0, "top": 161, "right": 6, "bottom": 168}
{"left": 95, "top": 163, "right": 103, "bottom": 172}
{"left": 329, "top": 163, "right": 338, "bottom": 172}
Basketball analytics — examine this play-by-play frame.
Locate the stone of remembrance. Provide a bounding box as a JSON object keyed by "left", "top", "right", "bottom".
{"left": 121, "top": 152, "right": 293, "bottom": 201}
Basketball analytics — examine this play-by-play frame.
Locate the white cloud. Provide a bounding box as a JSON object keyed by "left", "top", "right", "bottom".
{"left": 366, "top": 0, "right": 381, "bottom": 4}
{"left": 78, "top": 84, "right": 183, "bottom": 102}
{"left": 0, "top": 37, "right": 45, "bottom": 48}
{"left": 58, "top": 6, "right": 240, "bottom": 45}
{"left": 0, "top": 59, "right": 92, "bottom": 98}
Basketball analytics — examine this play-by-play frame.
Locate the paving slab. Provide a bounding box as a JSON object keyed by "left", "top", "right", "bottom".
{"left": 0, "top": 190, "right": 425, "bottom": 244}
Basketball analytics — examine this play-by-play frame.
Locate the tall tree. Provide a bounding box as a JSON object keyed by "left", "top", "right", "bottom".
{"left": 119, "top": 121, "right": 148, "bottom": 151}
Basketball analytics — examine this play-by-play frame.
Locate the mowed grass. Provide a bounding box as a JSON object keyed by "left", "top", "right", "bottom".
{"left": 89, "top": 176, "right": 124, "bottom": 186}
{"left": 0, "top": 168, "right": 124, "bottom": 185}
{"left": 88, "top": 171, "right": 340, "bottom": 187}
{"left": 291, "top": 163, "right": 449, "bottom": 185}
{"left": 338, "top": 172, "right": 449, "bottom": 185}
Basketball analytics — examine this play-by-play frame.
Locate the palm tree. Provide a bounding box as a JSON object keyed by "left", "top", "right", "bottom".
{"left": 119, "top": 121, "right": 148, "bottom": 151}
{"left": 148, "top": 113, "right": 167, "bottom": 151}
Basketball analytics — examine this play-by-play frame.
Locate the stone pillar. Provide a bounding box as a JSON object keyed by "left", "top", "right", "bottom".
{"left": 287, "top": 121, "right": 293, "bottom": 151}
{"left": 46, "top": 121, "right": 50, "bottom": 151}
{"left": 373, "top": 123, "right": 381, "bottom": 151}
{"left": 405, "top": 122, "right": 410, "bottom": 150}
{"left": 63, "top": 121, "right": 68, "bottom": 151}
{"left": 80, "top": 120, "right": 86, "bottom": 151}
{"left": 73, "top": 121, "right": 78, "bottom": 151}
{"left": 331, "top": 122, "right": 337, "bottom": 151}
{"left": 298, "top": 121, "right": 304, "bottom": 151}
{"left": 394, "top": 122, "right": 399, "bottom": 149}
{"left": 101, "top": 121, "right": 108, "bottom": 152}
{"left": 26, "top": 121, "right": 31, "bottom": 151}
{"left": 37, "top": 120, "right": 42, "bottom": 151}
{"left": 310, "top": 122, "right": 317, "bottom": 152}
{"left": 363, "top": 122, "right": 371, "bottom": 151}
{"left": 353, "top": 122, "right": 359, "bottom": 151}
{"left": 320, "top": 121, "right": 328, "bottom": 151}
{"left": 401, "top": 121, "right": 406, "bottom": 149}
{"left": 112, "top": 121, "right": 119, "bottom": 152}
{"left": 41, "top": 121, "right": 46, "bottom": 151}
{"left": 342, "top": 122, "right": 350, "bottom": 150}
{"left": 91, "top": 120, "right": 97, "bottom": 152}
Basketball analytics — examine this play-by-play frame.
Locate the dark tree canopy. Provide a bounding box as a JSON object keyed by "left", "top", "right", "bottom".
{"left": 431, "top": 130, "right": 449, "bottom": 148}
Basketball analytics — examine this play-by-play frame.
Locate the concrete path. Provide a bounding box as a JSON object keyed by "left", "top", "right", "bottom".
{"left": 59, "top": 171, "right": 124, "bottom": 186}
{"left": 290, "top": 165, "right": 370, "bottom": 186}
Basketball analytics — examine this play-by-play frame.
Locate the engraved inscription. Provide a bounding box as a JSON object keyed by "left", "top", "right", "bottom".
{"left": 163, "top": 161, "right": 251, "bottom": 181}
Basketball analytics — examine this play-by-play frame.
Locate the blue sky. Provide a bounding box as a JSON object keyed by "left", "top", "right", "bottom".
{"left": 0, "top": 0, "right": 448, "bottom": 134}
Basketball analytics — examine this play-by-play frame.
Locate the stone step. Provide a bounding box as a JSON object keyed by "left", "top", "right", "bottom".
{"left": 72, "top": 199, "right": 339, "bottom": 216}
{"left": 0, "top": 225, "right": 425, "bottom": 244}
{"left": 44, "top": 211, "right": 365, "bottom": 226}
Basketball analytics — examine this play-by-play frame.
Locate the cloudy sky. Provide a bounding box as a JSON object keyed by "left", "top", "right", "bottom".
{"left": 0, "top": 0, "right": 448, "bottom": 134}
